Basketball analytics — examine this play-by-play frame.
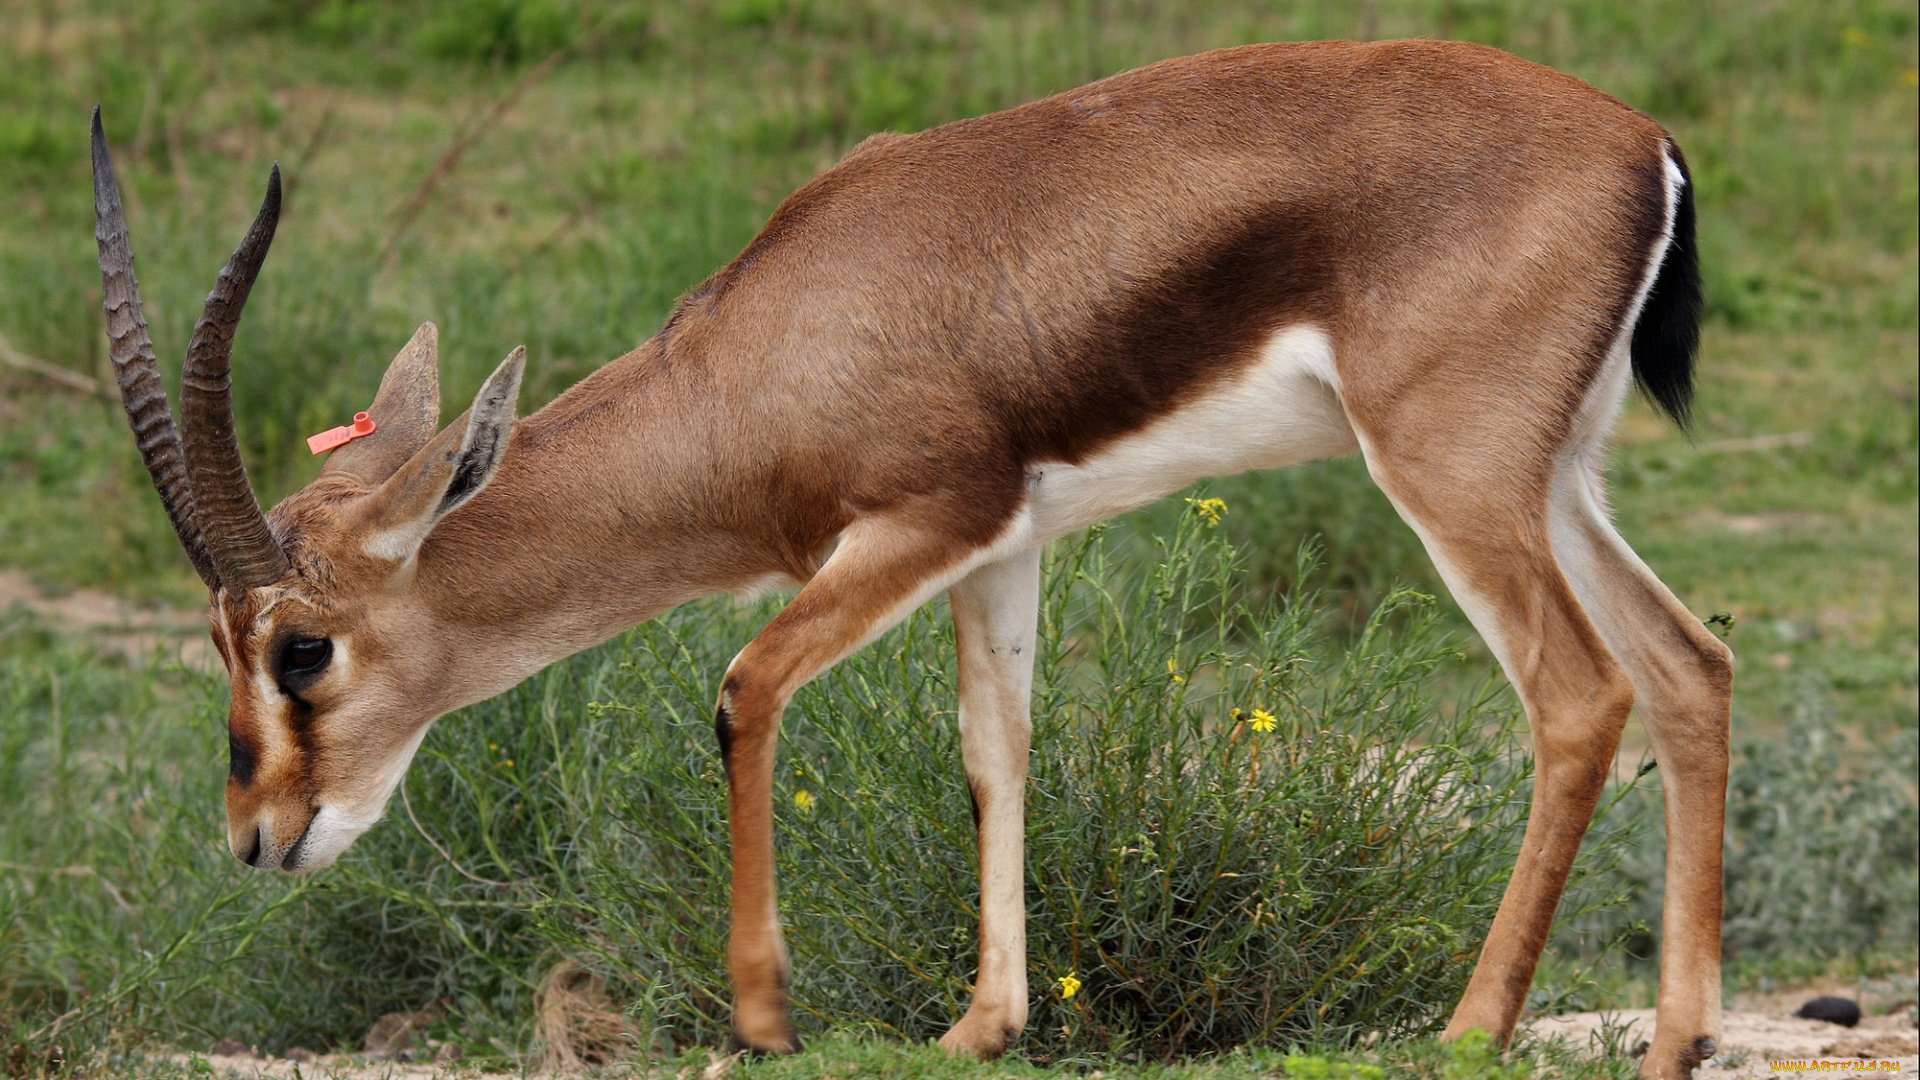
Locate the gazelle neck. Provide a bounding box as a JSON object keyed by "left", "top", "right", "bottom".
{"left": 405, "top": 336, "right": 806, "bottom": 702}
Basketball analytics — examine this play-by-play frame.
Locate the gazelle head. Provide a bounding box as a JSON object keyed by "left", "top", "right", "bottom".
{"left": 91, "top": 109, "right": 524, "bottom": 872}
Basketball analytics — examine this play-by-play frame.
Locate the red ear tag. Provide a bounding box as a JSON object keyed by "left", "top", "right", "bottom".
{"left": 307, "top": 412, "right": 377, "bottom": 455}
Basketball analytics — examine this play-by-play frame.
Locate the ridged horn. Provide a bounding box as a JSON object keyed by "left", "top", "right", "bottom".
{"left": 91, "top": 106, "right": 221, "bottom": 590}
{"left": 179, "top": 161, "right": 292, "bottom": 592}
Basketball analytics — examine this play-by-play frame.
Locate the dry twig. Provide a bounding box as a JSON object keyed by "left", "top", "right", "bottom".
{"left": 379, "top": 41, "right": 578, "bottom": 268}
{"left": 0, "top": 339, "right": 112, "bottom": 398}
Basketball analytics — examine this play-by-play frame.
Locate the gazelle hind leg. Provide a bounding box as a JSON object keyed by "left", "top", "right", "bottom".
{"left": 1550, "top": 461, "right": 1732, "bottom": 1079}
{"left": 1353, "top": 433, "right": 1635, "bottom": 1049}
{"left": 716, "top": 514, "right": 1027, "bottom": 1053}
{"left": 937, "top": 548, "right": 1042, "bottom": 1059}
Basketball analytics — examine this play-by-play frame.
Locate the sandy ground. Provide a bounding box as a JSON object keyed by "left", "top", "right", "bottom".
{"left": 158, "top": 993, "right": 1919, "bottom": 1080}
{"left": 1529, "top": 982, "right": 1920, "bottom": 1078}
{"left": 0, "top": 568, "right": 213, "bottom": 667}
{"left": 163, "top": 1045, "right": 742, "bottom": 1080}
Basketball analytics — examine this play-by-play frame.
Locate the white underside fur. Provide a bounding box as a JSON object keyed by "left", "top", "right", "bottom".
{"left": 1023, "top": 324, "right": 1356, "bottom": 542}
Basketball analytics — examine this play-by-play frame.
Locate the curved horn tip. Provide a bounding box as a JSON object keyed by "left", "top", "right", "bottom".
{"left": 260, "top": 162, "right": 282, "bottom": 218}
{"left": 90, "top": 107, "right": 115, "bottom": 189}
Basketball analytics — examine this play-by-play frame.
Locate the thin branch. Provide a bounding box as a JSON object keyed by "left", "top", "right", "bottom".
{"left": 281, "top": 100, "right": 335, "bottom": 209}
{"left": 400, "top": 783, "right": 524, "bottom": 889}
{"left": 0, "top": 340, "right": 112, "bottom": 398}
{"left": 499, "top": 195, "right": 598, "bottom": 278}
{"left": 378, "top": 41, "right": 578, "bottom": 268}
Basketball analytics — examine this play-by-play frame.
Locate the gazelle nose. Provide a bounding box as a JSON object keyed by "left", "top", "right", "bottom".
{"left": 241, "top": 825, "right": 265, "bottom": 867}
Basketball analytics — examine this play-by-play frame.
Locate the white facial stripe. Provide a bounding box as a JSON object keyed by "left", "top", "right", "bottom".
{"left": 290, "top": 723, "right": 434, "bottom": 872}
{"left": 237, "top": 606, "right": 351, "bottom": 777}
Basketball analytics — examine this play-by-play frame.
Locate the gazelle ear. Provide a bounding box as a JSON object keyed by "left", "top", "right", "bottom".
{"left": 321, "top": 322, "right": 443, "bottom": 487}
{"left": 348, "top": 346, "right": 524, "bottom": 564}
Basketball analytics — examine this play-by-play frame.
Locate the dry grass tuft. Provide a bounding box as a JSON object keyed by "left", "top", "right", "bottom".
{"left": 534, "top": 959, "right": 640, "bottom": 1073}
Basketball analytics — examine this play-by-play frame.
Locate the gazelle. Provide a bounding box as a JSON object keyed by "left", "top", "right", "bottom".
{"left": 94, "top": 39, "right": 1731, "bottom": 1078}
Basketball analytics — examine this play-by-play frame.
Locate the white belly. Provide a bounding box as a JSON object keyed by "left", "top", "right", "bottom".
{"left": 1024, "top": 324, "right": 1356, "bottom": 542}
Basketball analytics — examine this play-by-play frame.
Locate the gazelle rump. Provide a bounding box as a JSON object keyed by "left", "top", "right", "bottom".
{"left": 95, "top": 40, "right": 1731, "bottom": 1079}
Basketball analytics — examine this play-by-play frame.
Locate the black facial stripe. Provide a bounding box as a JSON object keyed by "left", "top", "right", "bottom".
{"left": 714, "top": 703, "right": 734, "bottom": 782}
{"left": 229, "top": 730, "right": 258, "bottom": 786}
{"left": 287, "top": 693, "right": 315, "bottom": 730}
{"left": 291, "top": 696, "right": 320, "bottom": 775}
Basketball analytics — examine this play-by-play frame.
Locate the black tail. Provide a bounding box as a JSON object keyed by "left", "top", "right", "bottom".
{"left": 1628, "top": 144, "right": 1702, "bottom": 431}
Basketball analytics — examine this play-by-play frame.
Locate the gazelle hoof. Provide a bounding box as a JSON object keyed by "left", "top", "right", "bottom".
{"left": 728, "top": 1023, "right": 801, "bottom": 1057}
{"left": 1638, "top": 1034, "right": 1717, "bottom": 1078}
{"left": 937, "top": 1013, "right": 1020, "bottom": 1060}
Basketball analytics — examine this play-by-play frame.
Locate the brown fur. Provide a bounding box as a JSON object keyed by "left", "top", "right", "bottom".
{"left": 135, "top": 40, "right": 1722, "bottom": 1078}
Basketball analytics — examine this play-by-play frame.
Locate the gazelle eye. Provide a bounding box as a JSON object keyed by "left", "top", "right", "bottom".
{"left": 280, "top": 637, "right": 333, "bottom": 686}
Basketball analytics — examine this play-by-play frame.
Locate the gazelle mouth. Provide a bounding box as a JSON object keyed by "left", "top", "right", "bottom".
{"left": 280, "top": 816, "right": 317, "bottom": 872}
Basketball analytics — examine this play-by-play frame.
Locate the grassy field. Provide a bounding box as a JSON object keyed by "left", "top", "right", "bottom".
{"left": 1, "top": 0, "right": 1915, "bottom": 1076}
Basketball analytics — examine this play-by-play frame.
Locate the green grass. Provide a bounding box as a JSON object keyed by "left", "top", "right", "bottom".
{"left": 2, "top": 0, "right": 1916, "bottom": 1075}
{"left": 100, "top": 1029, "right": 1635, "bottom": 1080}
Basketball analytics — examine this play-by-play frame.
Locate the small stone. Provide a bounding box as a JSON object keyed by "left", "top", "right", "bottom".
{"left": 434, "top": 1042, "right": 463, "bottom": 1065}
{"left": 209, "top": 1037, "right": 255, "bottom": 1057}
{"left": 363, "top": 1004, "right": 446, "bottom": 1059}
{"left": 282, "top": 1046, "right": 318, "bottom": 1063}
{"left": 1793, "top": 996, "right": 1862, "bottom": 1028}
{"left": 363, "top": 1012, "right": 418, "bottom": 1058}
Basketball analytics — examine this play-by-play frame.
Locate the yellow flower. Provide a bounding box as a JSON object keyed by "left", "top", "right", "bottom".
{"left": 793, "top": 789, "right": 816, "bottom": 813}
{"left": 1904, "top": 68, "right": 1919, "bottom": 87}
{"left": 1166, "top": 657, "right": 1184, "bottom": 683}
{"left": 1185, "top": 496, "right": 1227, "bottom": 525}
{"left": 1841, "top": 26, "right": 1870, "bottom": 48}
{"left": 1248, "top": 708, "right": 1277, "bottom": 733}
{"left": 1056, "top": 973, "right": 1082, "bottom": 1000}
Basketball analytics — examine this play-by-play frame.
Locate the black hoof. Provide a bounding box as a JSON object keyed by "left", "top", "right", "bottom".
{"left": 728, "top": 1031, "right": 803, "bottom": 1058}
{"left": 1664, "top": 1034, "right": 1717, "bottom": 1074}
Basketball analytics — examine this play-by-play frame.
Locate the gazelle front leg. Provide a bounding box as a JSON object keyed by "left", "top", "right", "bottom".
{"left": 938, "top": 548, "right": 1041, "bottom": 1059}
{"left": 715, "top": 516, "right": 1000, "bottom": 1054}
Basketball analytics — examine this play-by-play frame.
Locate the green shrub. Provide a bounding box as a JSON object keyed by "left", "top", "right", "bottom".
{"left": 1558, "top": 682, "right": 1920, "bottom": 977}
{"left": 509, "top": 512, "right": 1540, "bottom": 1061}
